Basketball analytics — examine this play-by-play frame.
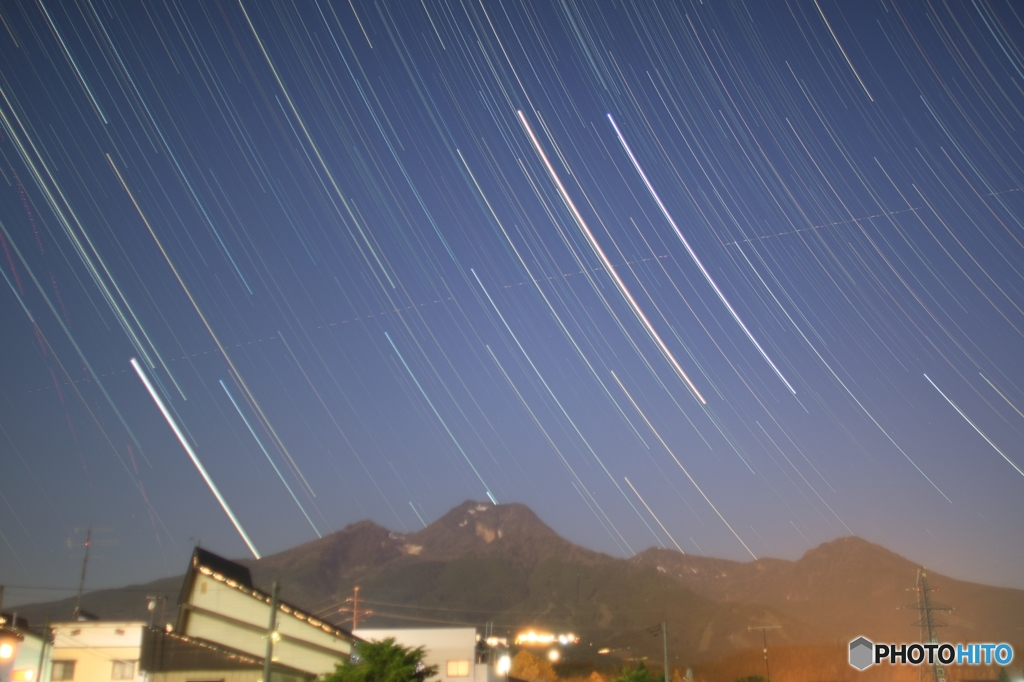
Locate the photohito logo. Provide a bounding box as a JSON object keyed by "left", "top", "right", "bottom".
{"left": 849, "top": 637, "right": 1014, "bottom": 670}
{"left": 849, "top": 637, "right": 874, "bottom": 671}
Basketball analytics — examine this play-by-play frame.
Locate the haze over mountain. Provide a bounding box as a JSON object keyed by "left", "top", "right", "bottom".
{"left": 12, "top": 501, "right": 1024, "bottom": 663}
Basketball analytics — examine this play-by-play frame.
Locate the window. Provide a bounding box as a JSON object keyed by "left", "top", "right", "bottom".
{"left": 447, "top": 660, "right": 470, "bottom": 677}
{"left": 112, "top": 660, "right": 135, "bottom": 679}
{"left": 52, "top": 660, "right": 76, "bottom": 680}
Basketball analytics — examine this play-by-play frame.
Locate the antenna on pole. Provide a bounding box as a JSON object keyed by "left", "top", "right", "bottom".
{"left": 73, "top": 526, "right": 92, "bottom": 619}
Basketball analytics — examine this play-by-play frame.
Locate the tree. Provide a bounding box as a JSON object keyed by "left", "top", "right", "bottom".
{"left": 511, "top": 649, "right": 557, "bottom": 682}
{"left": 612, "top": 662, "right": 661, "bottom": 682}
{"left": 323, "top": 638, "right": 438, "bottom": 682}
{"left": 732, "top": 677, "right": 765, "bottom": 682}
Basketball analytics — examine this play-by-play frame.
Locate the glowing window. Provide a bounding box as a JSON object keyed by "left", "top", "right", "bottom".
{"left": 447, "top": 660, "right": 470, "bottom": 677}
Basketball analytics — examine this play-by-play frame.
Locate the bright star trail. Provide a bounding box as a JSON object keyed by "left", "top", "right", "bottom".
{"left": 1, "top": 0, "right": 1023, "bottom": 598}
{"left": 132, "top": 358, "right": 260, "bottom": 559}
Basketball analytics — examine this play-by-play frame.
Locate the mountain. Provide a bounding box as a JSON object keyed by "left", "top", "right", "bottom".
{"left": 11, "top": 501, "right": 1024, "bottom": 665}
{"left": 632, "top": 536, "right": 1024, "bottom": 644}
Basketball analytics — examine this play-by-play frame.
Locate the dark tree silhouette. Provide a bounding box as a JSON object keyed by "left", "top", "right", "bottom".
{"left": 323, "top": 638, "right": 438, "bottom": 682}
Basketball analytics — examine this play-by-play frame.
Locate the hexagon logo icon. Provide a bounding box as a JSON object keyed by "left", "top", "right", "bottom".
{"left": 849, "top": 636, "right": 874, "bottom": 670}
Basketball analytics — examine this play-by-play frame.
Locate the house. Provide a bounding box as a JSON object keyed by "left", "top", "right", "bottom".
{"left": 353, "top": 628, "right": 504, "bottom": 682}
{"left": 48, "top": 620, "right": 147, "bottom": 681}
{"left": 174, "top": 547, "right": 356, "bottom": 677}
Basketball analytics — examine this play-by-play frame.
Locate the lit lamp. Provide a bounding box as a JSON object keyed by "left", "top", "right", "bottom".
{"left": 497, "top": 654, "right": 511, "bottom": 682}
{"left": 0, "top": 632, "right": 21, "bottom": 680}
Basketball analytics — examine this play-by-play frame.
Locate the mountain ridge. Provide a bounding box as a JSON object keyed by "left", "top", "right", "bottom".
{"left": 11, "top": 501, "right": 1023, "bottom": 663}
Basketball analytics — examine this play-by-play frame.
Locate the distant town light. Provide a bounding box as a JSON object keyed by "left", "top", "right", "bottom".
{"left": 548, "top": 650, "right": 560, "bottom": 662}
{"left": 516, "top": 631, "right": 555, "bottom": 646}
{"left": 515, "top": 631, "right": 578, "bottom": 646}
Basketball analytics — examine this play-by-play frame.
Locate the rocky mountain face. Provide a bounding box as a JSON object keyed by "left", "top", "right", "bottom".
{"left": 11, "top": 501, "right": 1023, "bottom": 664}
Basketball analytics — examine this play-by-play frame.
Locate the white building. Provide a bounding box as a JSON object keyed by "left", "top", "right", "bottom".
{"left": 1, "top": 615, "right": 50, "bottom": 682}
{"left": 354, "top": 628, "right": 502, "bottom": 682}
{"left": 9, "top": 629, "right": 47, "bottom": 682}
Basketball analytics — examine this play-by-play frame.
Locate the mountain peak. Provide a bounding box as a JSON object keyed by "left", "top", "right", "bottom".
{"left": 793, "top": 535, "right": 917, "bottom": 579}
{"left": 407, "top": 500, "right": 573, "bottom": 562}
{"left": 247, "top": 517, "right": 404, "bottom": 599}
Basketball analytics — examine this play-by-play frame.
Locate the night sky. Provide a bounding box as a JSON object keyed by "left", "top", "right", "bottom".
{"left": 2, "top": 0, "right": 1024, "bottom": 606}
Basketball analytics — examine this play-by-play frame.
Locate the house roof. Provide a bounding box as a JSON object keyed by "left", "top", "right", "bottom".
{"left": 176, "top": 547, "right": 253, "bottom": 605}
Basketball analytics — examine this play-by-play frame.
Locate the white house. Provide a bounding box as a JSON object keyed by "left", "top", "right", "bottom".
{"left": 9, "top": 628, "right": 47, "bottom": 682}
{"left": 353, "top": 628, "right": 503, "bottom": 682}
{"left": 48, "top": 620, "right": 146, "bottom": 681}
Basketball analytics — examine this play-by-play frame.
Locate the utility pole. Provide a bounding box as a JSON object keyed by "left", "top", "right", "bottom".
{"left": 341, "top": 586, "right": 372, "bottom": 629}
{"left": 747, "top": 625, "right": 781, "bottom": 682}
{"left": 73, "top": 527, "right": 92, "bottom": 619}
{"left": 662, "top": 621, "right": 670, "bottom": 682}
{"left": 263, "top": 581, "right": 279, "bottom": 682}
{"left": 36, "top": 618, "right": 50, "bottom": 682}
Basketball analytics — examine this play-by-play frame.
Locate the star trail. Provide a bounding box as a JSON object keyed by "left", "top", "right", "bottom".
{"left": 1, "top": 0, "right": 1023, "bottom": 599}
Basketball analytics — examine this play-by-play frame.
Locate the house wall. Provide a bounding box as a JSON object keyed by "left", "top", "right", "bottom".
{"left": 182, "top": 573, "right": 351, "bottom": 676}
{"left": 354, "top": 628, "right": 499, "bottom": 682}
